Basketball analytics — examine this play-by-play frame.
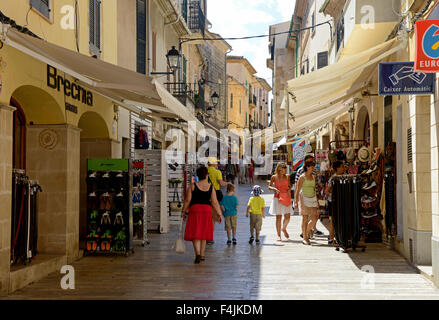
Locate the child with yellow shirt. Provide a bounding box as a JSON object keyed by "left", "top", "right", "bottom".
{"left": 246, "top": 185, "right": 265, "bottom": 244}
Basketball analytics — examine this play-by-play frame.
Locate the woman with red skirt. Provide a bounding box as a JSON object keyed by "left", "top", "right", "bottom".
{"left": 182, "top": 165, "right": 223, "bottom": 263}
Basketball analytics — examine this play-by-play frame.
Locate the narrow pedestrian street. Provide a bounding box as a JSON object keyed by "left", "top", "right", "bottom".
{"left": 4, "top": 181, "right": 439, "bottom": 300}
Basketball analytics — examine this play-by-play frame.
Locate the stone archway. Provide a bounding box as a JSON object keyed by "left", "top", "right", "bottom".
{"left": 10, "top": 85, "right": 65, "bottom": 125}
{"left": 78, "top": 112, "right": 113, "bottom": 245}
{"left": 355, "top": 106, "right": 370, "bottom": 144}
{"left": 9, "top": 85, "right": 80, "bottom": 261}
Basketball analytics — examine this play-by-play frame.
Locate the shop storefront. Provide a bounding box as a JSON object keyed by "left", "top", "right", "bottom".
{"left": 0, "top": 23, "right": 203, "bottom": 294}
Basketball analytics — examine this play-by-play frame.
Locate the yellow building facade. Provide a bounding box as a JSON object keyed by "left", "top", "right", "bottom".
{"left": 0, "top": 0, "right": 127, "bottom": 295}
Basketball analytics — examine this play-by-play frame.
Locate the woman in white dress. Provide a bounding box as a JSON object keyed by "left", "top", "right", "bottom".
{"left": 268, "top": 162, "right": 294, "bottom": 242}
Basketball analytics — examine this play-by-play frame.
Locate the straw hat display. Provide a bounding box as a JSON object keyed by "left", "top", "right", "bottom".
{"left": 346, "top": 148, "right": 356, "bottom": 162}
{"left": 358, "top": 146, "right": 370, "bottom": 163}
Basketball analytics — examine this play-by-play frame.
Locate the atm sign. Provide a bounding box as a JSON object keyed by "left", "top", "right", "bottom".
{"left": 415, "top": 19, "right": 439, "bottom": 72}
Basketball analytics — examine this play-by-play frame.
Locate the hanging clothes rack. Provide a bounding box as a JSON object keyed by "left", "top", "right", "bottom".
{"left": 331, "top": 174, "right": 366, "bottom": 253}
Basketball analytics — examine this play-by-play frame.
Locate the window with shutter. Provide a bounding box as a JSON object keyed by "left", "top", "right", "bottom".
{"left": 136, "top": 0, "right": 146, "bottom": 74}
{"left": 407, "top": 128, "right": 413, "bottom": 163}
{"left": 317, "top": 51, "right": 328, "bottom": 69}
{"left": 89, "top": 0, "right": 101, "bottom": 56}
{"left": 152, "top": 31, "right": 157, "bottom": 71}
{"left": 30, "top": 0, "right": 51, "bottom": 20}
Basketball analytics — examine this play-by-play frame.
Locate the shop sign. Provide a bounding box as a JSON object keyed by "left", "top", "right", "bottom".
{"left": 292, "top": 139, "right": 306, "bottom": 171}
{"left": 414, "top": 20, "right": 439, "bottom": 72}
{"left": 47, "top": 65, "right": 93, "bottom": 106}
{"left": 87, "top": 158, "right": 129, "bottom": 171}
{"left": 378, "top": 62, "right": 434, "bottom": 95}
{"left": 65, "top": 102, "right": 78, "bottom": 114}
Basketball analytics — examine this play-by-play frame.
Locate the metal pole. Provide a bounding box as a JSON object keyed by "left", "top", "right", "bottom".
{"left": 349, "top": 104, "right": 355, "bottom": 146}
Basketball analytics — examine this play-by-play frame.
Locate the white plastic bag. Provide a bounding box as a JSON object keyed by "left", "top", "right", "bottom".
{"left": 174, "top": 217, "right": 186, "bottom": 254}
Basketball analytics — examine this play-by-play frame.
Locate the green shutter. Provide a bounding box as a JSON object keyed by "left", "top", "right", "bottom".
{"left": 30, "top": 0, "right": 50, "bottom": 19}
{"left": 182, "top": 55, "right": 187, "bottom": 84}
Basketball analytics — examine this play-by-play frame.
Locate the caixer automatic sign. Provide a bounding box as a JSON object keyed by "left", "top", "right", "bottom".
{"left": 415, "top": 19, "right": 439, "bottom": 72}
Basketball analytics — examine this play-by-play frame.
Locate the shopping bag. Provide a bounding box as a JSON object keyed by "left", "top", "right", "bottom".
{"left": 174, "top": 217, "right": 186, "bottom": 254}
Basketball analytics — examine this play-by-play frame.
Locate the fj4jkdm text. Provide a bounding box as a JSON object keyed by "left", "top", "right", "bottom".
{"left": 47, "top": 65, "right": 94, "bottom": 106}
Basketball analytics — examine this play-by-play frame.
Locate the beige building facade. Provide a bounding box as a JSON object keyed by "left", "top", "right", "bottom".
{"left": 283, "top": 0, "right": 439, "bottom": 287}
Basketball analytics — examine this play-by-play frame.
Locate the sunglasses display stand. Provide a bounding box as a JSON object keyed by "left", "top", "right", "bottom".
{"left": 84, "top": 159, "right": 133, "bottom": 257}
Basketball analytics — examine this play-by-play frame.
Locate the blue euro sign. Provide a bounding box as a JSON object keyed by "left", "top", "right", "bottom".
{"left": 423, "top": 24, "right": 439, "bottom": 59}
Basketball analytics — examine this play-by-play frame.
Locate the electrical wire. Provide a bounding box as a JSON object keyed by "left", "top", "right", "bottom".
{"left": 75, "top": 0, "right": 79, "bottom": 52}
{"left": 180, "top": 20, "right": 333, "bottom": 44}
{"left": 23, "top": 6, "right": 31, "bottom": 27}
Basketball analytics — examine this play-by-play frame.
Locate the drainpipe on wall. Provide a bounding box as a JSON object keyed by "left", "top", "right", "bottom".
{"left": 147, "top": 0, "right": 152, "bottom": 76}
{"left": 225, "top": 47, "right": 232, "bottom": 128}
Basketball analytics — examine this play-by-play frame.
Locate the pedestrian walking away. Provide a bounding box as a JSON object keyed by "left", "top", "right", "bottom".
{"left": 225, "top": 160, "right": 236, "bottom": 185}
{"left": 246, "top": 185, "right": 265, "bottom": 244}
{"left": 268, "top": 162, "right": 293, "bottom": 242}
{"left": 295, "top": 154, "right": 324, "bottom": 237}
{"left": 182, "top": 165, "right": 223, "bottom": 263}
{"left": 295, "top": 161, "right": 319, "bottom": 245}
{"left": 220, "top": 184, "right": 239, "bottom": 245}
{"left": 325, "top": 160, "right": 345, "bottom": 245}
{"left": 248, "top": 162, "right": 254, "bottom": 185}
{"left": 207, "top": 157, "right": 229, "bottom": 245}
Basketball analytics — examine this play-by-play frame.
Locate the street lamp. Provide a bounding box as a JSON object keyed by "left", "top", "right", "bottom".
{"left": 166, "top": 46, "right": 180, "bottom": 71}
{"left": 211, "top": 91, "right": 219, "bottom": 107}
{"left": 151, "top": 46, "right": 180, "bottom": 75}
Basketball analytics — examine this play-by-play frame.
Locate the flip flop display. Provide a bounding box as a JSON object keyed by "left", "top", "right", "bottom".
{"left": 84, "top": 159, "right": 131, "bottom": 256}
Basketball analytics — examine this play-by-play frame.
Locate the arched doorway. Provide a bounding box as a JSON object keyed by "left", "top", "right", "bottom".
{"left": 10, "top": 85, "right": 65, "bottom": 170}
{"left": 9, "top": 85, "right": 69, "bottom": 260}
{"left": 356, "top": 106, "right": 370, "bottom": 145}
{"left": 78, "top": 111, "right": 111, "bottom": 246}
{"left": 11, "top": 98, "right": 26, "bottom": 170}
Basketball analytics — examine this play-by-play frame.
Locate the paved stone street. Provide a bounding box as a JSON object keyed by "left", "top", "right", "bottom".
{"left": 4, "top": 181, "right": 439, "bottom": 300}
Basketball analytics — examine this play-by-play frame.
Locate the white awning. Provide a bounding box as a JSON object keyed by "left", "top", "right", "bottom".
{"left": 286, "top": 35, "right": 407, "bottom": 136}
{"left": 153, "top": 80, "right": 204, "bottom": 132}
{"left": 3, "top": 25, "right": 204, "bottom": 131}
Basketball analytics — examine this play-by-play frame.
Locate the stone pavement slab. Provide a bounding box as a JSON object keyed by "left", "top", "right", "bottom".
{"left": 3, "top": 182, "right": 439, "bottom": 300}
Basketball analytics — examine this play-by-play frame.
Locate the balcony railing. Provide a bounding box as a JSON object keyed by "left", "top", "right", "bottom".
{"left": 187, "top": 0, "right": 205, "bottom": 36}
{"left": 164, "top": 82, "right": 201, "bottom": 108}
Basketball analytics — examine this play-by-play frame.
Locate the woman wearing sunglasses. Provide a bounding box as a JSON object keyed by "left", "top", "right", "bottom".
{"left": 268, "top": 162, "right": 294, "bottom": 242}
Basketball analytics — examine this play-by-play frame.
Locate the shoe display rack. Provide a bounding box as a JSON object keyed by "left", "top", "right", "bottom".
{"left": 11, "top": 170, "right": 43, "bottom": 266}
{"left": 132, "top": 159, "right": 149, "bottom": 246}
{"left": 85, "top": 159, "right": 134, "bottom": 256}
{"left": 359, "top": 152, "right": 385, "bottom": 243}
